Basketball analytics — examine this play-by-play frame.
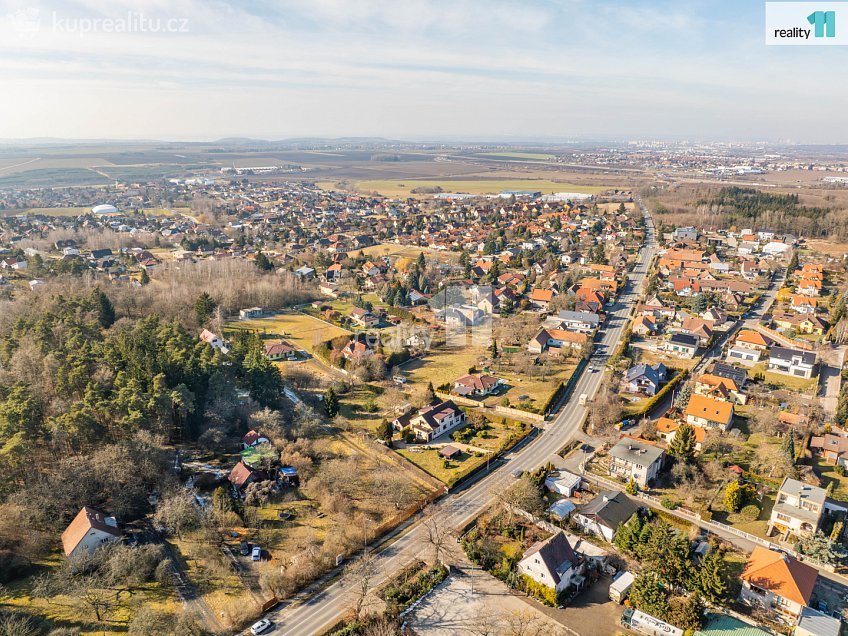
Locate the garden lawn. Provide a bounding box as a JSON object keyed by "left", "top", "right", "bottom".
{"left": 396, "top": 447, "right": 490, "bottom": 486}
{"left": 750, "top": 363, "right": 818, "bottom": 392}
{"left": 812, "top": 456, "right": 848, "bottom": 502}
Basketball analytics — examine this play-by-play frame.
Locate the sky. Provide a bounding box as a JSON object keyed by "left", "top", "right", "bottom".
{"left": 0, "top": 0, "right": 846, "bottom": 142}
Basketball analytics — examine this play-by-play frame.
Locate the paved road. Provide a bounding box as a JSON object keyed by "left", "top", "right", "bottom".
{"left": 253, "top": 208, "right": 658, "bottom": 635}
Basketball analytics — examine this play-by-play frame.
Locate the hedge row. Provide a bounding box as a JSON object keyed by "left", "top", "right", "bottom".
{"left": 626, "top": 369, "right": 686, "bottom": 417}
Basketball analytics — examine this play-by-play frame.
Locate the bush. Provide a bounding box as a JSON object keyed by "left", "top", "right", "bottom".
{"left": 520, "top": 573, "right": 557, "bottom": 606}
{"left": 661, "top": 497, "right": 679, "bottom": 510}
{"left": 739, "top": 504, "right": 761, "bottom": 522}
{"left": 836, "top": 465, "right": 846, "bottom": 477}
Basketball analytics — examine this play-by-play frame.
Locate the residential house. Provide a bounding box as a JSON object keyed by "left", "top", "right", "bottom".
{"left": 341, "top": 338, "right": 373, "bottom": 361}
{"left": 294, "top": 265, "right": 315, "bottom": 280}
{"left": 662, "top": 333, "right": 698, "bottom": 359}
{"left": 228, "top": 460, "right": 270, "bottom": 490}
{"left": 527, "top": 328, "right": 588, "bottom": 354}
{"left": 711, "top": 362, "right": 748, "bottom": 389}
{"left": 452, "top": 373, "right": 503, "bottom": 397}
{"left": 263, "top": 341, "right": 298, "bottom": 361}
{"left": 694, "top": 373, "right": 747, "bottom": 405}
{"left": 795, "top": 608, "right": 842, "bottom": 636}
{"left": 529, "top": 287, "right": 555, "bottom": 311}
{"left": 544, "top": 471, "right": 582, "bottom": 497}
{"left": 768, "top": 478, "right": 825, "bottom": 537}
{"left": 656, "top": 418, "right": 707, "bottom": 452}
{"left": 624, "top": 363, "right": 668, "bottom": 396}
{"left": 349, "top": 307, "right": 380, "bottom": 328}
{"left": 239, "top": 307, "right": 263, "bottom": 320}
{"left": 685, "top": 394, "right": 734, "bottom": 431}
{"left": 199, "top": 329, "right": 229, "bottom": 353}
{"left": 768, "top": 347, "right": 816, "bottom": 379}
{"left": 61, "top": 507, "right": 122, "bottom": 559}
{"left": 573, "top": 491, "right": 640, "bottom": 543}
{"left": 241, "top": 430, "right": 270, "bottom": 450}
{"left": 679, "top": 317, "right": 713, "bottom": 347}
{"left": 517, "top": 532, "right": 583, "bottom": 594}
{"left": 727, "top": 330, "right": 771, "bottom": 364}
{"left": 809, "top": 433, "right": 848, "bottom": 468}
{"left": 739, "top": 546, "right": 817, "bottom": 622}
{"left": 608, "top": 437, "right": 665, "bottom": 487}
{"left": 392, "top": 399, "right": 466, "bottom": 442}
{"left": 554, "top": 310, "right": 600, "bottom": 333}
{"left": 632, "top": 315, "right": 658, "bottom": 336}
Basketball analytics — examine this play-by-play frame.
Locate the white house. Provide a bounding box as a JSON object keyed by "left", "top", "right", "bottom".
{"left": 608, "top": 438, "right": 665, "bottom": 487}
{"left": 768, "top": 477, "right": 825, "bottom": 537}
{"left": 544, "top": 471, "right": 582, "bottom": 497}
{"left": 517, "top": 532, "right": 582, "bottom": 594}
{"left": 768, "top": 347, "right": 816, "bottom": 379}
{"left": 61, "top": 507, "right": 122, "bottom": 559}
{"left": 393, "top": 399, "right": 466, "bottom": 442}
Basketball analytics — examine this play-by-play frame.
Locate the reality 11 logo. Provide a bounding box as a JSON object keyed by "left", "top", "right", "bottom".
{"left": 807, "top": 10, "right": 836, "bottom": 37}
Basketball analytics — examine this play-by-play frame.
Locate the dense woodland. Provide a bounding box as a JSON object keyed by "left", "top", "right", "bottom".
{"left": 0, "top": 262, "right": 313, "bottom": 630}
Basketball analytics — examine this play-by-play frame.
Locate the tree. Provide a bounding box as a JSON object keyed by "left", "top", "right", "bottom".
{"left": 723, "top": 479, "right": 755, "bottom": 514}
{"left": 324, "top": 387, "right": 340, "bottom": 418}
{"left": 376, "top": 419, "right": 393, "bottom": 443}
{"left": 629, "top": 571, "right": 670, "bottom": 620}
{"left": 425, "top": 382, "right": 437, "bottom": 403}
{"left": 626, "top": 477, "right": 639, "bottom": 495}
{"left": 795, "top": 532, "right": 848, "bottom": 566}
{"left": 674, "top": 383, "right": 693, "bottom": 410}
{"left": 344, "top": 552, "right": 377, "bottom": 621}
{"left": 669, "top": 593, "right": 705, "bottom": 631}
{"left": 691, "top": 293, "right": 707, "bottom": 315}
{"left": 422, "top": 511, "right": 454, "bottom": 565}
{"left": 193, "top": 292, "right": 217, "bottom": 325}
{"left": 91, "top": 287, "right": 115, "bottom": 328}
{"left": 153, "top": 490, "right": 202, "bottom": 539}
{"left": 669, "top": 423, "right": 696, "bottom": 461}
{"left": 781, "top": 428, "right": 796, "bottom": 462}
{"left": 697, "top": 548, "right": 729, "bottom": 603}
{"left": 139, "top": 268, "right": 150, "bottom": 285}
{"left": 254, "top": 252, "right": 274, "bottom": 271}
{"left": 496, "top": 476, "right": 544, "bottom": 526}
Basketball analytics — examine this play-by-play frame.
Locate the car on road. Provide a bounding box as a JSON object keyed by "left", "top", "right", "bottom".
{"left": 580, "top": 443, "right": 593, "bottom": 453}
{"left": 250, "top": 619, "right": 273, "bottom": 635}
{"left": 251, "top": 546, "right": 262, "bottom": 561}
{"left": 589, "top": 365, "right": 598, "bottom": 373}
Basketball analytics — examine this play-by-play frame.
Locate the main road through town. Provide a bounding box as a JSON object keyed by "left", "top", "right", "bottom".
{"left": 257, "top": 206, "right": 658, "bottom": 635}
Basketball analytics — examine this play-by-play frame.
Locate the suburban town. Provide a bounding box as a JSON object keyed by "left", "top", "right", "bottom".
{"left": 3, "top": 1, "right": 848, "bottom": 636}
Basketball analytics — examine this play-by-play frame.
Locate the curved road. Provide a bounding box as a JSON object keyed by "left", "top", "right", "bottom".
{"left": 256, "top": 207, "right": 657, "bottom": 635}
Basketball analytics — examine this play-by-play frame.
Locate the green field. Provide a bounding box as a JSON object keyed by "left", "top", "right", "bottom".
{"left": 478, "top": 152, "right": 556, "bottom": 160}
{"left": 342, "top": 179, "right": 605, "bottom": 198}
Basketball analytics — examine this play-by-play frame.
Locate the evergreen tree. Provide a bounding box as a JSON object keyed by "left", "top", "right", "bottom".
{"left": 194, "top": 292, "right": 218, "bottom": 325}
{"left": 697, "top": 549, "right": 729, "bottom": 603}
{"left": 254, "top": 251, "right": 274, "bottom": 271}
{"left": 91, "top": 287, "right": 116, "bottom": 328}
{"left": 626, "top": 477, "right": 639, "bottom": 495}
{"left": 376, "top": 418, "right": 393, "bottom": 443}
{"left": 490, "top": 339, "right": 499, "bottom": 360}
{"left": 669, "top": 423, "right": 697, "bottom": 461}
{"left": 782, "top": 428, "right": 796, "bottom": 462}
{"left": 670, "top": 593, "right": 705, "bottom": 631}
{"left": 425, "top": 382, "right": 436, "bottom": 403}
{"left": 629, "top": 571, "right": 670, "bottom": 620}
{"left": 324, "top": 387, "right": 340, "bottom": 418}
{"left": 674, "top": 383, "right": 693, "bottom": 410}
{"left": 139, "top": 269, "right": 150, "bottom": 285}
{"left": 416, "top": 252, "right": 426, "bottom": 270}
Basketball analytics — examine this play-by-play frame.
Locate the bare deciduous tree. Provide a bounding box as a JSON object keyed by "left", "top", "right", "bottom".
{"left": 344, "top": 552, "right": 378, "bottom": 621}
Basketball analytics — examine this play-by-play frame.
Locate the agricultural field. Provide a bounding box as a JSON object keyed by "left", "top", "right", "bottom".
{"left": 342, "top": 179, "right": 606, "bottom": 198}
{"left": 226, "top": 311, "right": 351, "bottom": 354}
{"left": 477, "top": 151, "right": 556, "bottom": 160}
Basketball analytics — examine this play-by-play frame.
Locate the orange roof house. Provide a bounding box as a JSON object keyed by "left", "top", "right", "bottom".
{"left": 740, "top": 546, "right": 817, "bottom": 614}
{"left": 685, "top": 394, "right": 734, "bottom": 430}
{"left": 735, "top": 329, "right": 771, "bottom": 350}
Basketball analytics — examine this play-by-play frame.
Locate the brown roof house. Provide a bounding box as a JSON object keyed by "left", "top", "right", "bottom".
{"left": 61, "top": 506, "right": 122, "bottom": 559}
{"left": 739, "top": 546, "right": 817, "bottom": 621}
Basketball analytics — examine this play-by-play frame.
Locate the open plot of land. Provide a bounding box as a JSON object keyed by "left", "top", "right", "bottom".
{"left": 345, "top": 179, "right": 606, "bottom": 198}
{"left": 477, "top": 151, "right": 556, "bottom": 161}
{"left": 226, "top": 312, "right": 351, "bottom": 353}
{"left": 345, "top": 243, "right": 459, "bottom": 263}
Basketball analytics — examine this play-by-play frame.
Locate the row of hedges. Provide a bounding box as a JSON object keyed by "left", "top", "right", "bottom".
{"left": 626, "top": 369, "right": 686, "bottom": 417}
{"left": 380, "top": 562, "right": 448, "bottom": 614}
{"left": 542, "top": 358, "right": 588, "bottom": 415}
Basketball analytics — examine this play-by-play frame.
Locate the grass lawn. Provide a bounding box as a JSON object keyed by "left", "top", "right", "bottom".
{"left": 343, "top": 242, "right": 458, "bottom": 263}
{"left": 750, "top": 363, "right": 818, "bottom": 392}
{"left": 397, "top": 447, "right": 490, "bottom": 486}
{"left": 727, "top": 494, "right": 775, "bottom": 540}
{"left": 346, "top": 179, "right": 605, "bottom": 198}
{"left": 226, "top": 311, "right": 351, "bottom": 353}
{"left": 396, "top": 417, "right": 527, "bottom": 486}
{"left": 338, "top": 383, "right": 385, "bottom": 433}
{"left": 812, "top": 456, "right": 848, "bottom": 501}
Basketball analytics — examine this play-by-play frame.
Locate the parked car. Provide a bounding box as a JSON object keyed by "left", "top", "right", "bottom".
{"left": 250, "top": 619, "right": 272, "bottom": 635}
{"left": 251, "top": 546, "right": 262, "bottom": 561}
{"left": 239, "top": 541, "right": 250, "bottom": 556}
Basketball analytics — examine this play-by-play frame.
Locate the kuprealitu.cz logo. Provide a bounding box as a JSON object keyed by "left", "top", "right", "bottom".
{"left": 766, "top": 2, "right": 847, "bottom": 44}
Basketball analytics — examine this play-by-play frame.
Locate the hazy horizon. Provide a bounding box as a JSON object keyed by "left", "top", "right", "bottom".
{"left": 2, "top": 0, "right": 847, "bottom": 143}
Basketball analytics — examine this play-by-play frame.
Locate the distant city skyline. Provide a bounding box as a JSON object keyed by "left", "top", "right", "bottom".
{"left": 1, "top": 0, "right": 846, "bottom": 143}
